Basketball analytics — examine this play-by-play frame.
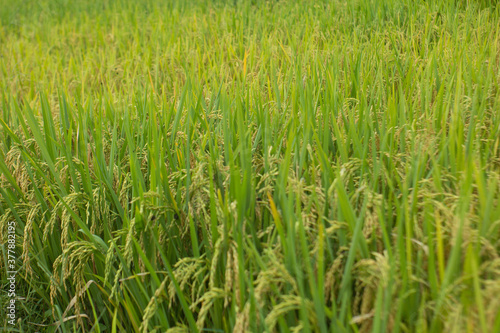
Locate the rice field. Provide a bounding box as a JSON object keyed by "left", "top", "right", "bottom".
{"left": 1, "top": 0, "right": 500, "bottom": 332}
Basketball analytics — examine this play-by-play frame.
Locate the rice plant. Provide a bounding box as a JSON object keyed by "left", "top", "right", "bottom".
{"left": 1, "top": 0, "right": 499, "bottom": 332}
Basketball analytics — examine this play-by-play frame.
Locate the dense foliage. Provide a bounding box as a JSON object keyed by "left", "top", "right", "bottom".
{"left": 1, "top": 0, "right": 500, "bottom": 331}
